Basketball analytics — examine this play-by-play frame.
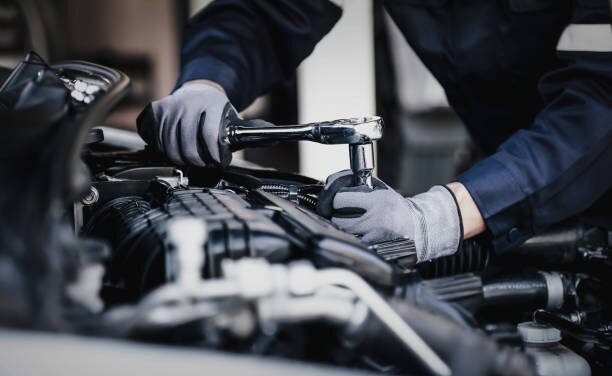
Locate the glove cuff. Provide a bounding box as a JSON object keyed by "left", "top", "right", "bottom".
{"left": 175, "top": 80, "right": 226, "bottom": 95}
{"left": 408, "top": 185, "right": 462, "bottom": 262}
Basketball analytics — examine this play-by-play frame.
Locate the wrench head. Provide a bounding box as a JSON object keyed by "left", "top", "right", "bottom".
{"left": 315, "top": 116, "right": 383, "bottom": 145}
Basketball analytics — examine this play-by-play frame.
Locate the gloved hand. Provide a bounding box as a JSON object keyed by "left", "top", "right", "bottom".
{"left": 317, "top": 170, "right": 463, "bottom": 262}
{"left": 136, "top": 81, "right": 235, "bottom": 167}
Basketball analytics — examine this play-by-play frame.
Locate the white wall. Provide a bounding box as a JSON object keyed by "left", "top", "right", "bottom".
{"left": 297, "top": 0, "right": 376, "bottom": 180}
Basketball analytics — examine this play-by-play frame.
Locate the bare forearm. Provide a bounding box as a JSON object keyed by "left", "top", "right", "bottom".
{"left": 446, "top": 182, "right": 486, "bottom": 239}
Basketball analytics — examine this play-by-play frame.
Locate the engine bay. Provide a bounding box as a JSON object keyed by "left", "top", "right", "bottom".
{"left": 1, "top": 53, "right": 611, "bottom": 375}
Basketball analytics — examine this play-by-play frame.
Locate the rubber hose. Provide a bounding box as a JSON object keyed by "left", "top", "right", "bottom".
{"left": 482, "top": 273, "right": 548, "bottom": 311}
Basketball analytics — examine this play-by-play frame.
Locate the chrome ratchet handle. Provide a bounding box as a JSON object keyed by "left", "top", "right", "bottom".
{"left": 226, "top": 124, "right": 316, "bottom": 149}
{"left": 225, "top": 116, "right": 382, "bottom": 148}
{"left": 224, "top": 116, "right": 383, "bottom": 188}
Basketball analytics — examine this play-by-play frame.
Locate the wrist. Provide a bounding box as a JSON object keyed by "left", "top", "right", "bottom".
{"left": 446, "top": 182, "right": 486, "bottom": 239}
{"left": 181, "top": 79, "right": 227, "bottom": 95}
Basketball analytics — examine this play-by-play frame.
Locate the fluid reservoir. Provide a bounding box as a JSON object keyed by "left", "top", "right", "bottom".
{"left": 518, "top": 321, "right": 591, "bottom": 376}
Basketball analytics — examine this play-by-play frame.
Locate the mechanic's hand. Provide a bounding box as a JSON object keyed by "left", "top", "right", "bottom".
{"left": 317, "top": 170, "right": 463, "bottom": 262}
{"left": 136, "top": 81, "right": 235, "bottom": 167}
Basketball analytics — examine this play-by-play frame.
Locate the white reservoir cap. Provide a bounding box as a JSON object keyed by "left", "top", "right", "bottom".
{"left": 518, "top": 321, "right": 562, "bottom": 344}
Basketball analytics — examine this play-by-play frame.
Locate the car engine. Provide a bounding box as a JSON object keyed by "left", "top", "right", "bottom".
{"left": 1, "top": 53, "right": 610, "bottom": 375}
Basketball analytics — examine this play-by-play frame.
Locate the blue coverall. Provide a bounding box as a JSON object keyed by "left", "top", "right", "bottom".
{"left": 176, "top": 0, "right": 612, "bottom": 251}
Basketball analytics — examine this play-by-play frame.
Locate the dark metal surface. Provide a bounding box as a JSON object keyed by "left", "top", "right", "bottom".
{"left": 251, "top": 189, "right": 401, "bottom": 286}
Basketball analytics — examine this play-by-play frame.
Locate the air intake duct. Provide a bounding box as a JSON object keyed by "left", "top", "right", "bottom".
{"left": 371, "top": 238, "right": 490, "bottom": 278}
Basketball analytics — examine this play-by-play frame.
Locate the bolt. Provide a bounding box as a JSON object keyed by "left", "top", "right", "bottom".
{"left": 74, "top": 80, "right": 88, "bottom": 92}
{"left": 81, "top": 187, "right": 99, "bottom": 206}
{"left": 71, "top": 90, "right": 85, "bottom": 102}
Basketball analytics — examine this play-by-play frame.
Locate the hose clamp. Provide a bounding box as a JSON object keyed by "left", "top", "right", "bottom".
{"left": 539, "top": 272, "right": 564, "bottom": 310}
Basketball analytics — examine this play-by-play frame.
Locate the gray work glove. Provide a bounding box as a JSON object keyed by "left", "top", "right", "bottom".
{"left": 317, "top": 170, "right": 463, "bottom": 262}
{"left": 137, "top": 82, "right": 235, "bottom": 167}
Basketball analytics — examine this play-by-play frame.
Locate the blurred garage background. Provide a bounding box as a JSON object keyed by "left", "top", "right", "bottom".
{"left": 0, "top": 0, "right": 476, "bottom": 195}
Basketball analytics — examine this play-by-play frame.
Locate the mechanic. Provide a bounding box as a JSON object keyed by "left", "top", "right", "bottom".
{"left": 137, "top": 0, "right": 612, "bottom": 263}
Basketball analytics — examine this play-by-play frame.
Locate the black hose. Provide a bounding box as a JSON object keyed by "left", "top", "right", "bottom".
{"left": 482, "top": 273, "right": 548, "bottom": 311}
{"left": 420, "top": 272, "right": 568, "bottom": 315}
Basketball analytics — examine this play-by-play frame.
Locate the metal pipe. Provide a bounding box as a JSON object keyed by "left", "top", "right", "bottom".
{"left": 316, "top": 269, "right": 451, "bottom": 376}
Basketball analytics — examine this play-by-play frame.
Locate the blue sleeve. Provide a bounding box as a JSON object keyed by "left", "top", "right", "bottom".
{"left": 176, "top": 0, "right": 342, "bottom": 110}
{"left": 458, "top": 1, "right": 612, "bottom": 251}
